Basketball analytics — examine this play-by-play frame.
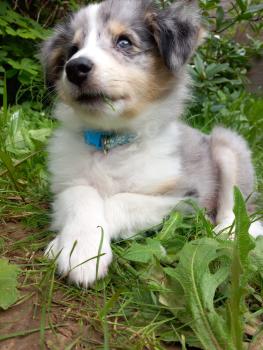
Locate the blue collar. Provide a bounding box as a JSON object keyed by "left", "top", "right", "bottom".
{"left": 84, "top": 130, "right": 136, "bottom": 153}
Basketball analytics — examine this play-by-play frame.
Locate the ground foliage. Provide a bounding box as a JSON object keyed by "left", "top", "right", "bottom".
{"left": 0, "top": 0, "right": 263, "bottom": 349}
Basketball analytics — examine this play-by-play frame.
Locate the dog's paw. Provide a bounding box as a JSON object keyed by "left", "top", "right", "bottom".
{"left": 249, "top": 221, "right": 263, "bottom": 238}
{"left": 214, "top": 217, "right": 263, "bottom": 239}
{"left": 214, "top": 217, "right": 235, "bottom": 238}
{"left": 45, "top": 227, "right": 112, "bottom": 288}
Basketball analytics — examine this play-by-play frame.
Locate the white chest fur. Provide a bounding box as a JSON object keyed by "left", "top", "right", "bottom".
{"left": 48, "top": 123, "right": 182, "bottom": 197}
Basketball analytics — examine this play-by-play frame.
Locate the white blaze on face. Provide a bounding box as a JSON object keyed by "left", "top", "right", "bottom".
{"left": 73, "top": 3, "right": 118, "bottom": 71}
{"left": 69, "top": 4, "right": 101, "bottom": 61}
{"left": 85, "top": 4, "right": 101, "bottom": 53}
{"left": 61, "top": 4, "right": 101, "bottom": 92}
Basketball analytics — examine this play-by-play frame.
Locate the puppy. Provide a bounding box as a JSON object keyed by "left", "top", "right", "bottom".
{"left": 41, "top": 0, "right": 263, "bottom": 287}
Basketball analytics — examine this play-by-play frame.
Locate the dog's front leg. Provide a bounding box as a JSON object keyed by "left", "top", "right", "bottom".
{"left": 46, "top": 186, "right": 112, "bottom": 287}
{"left": 105, "top": 193, "right": 182, "bottom": 239}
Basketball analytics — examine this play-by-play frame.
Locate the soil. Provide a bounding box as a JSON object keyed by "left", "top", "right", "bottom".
{"left": 0, "top": 223, "right": 103, "bottom": 350}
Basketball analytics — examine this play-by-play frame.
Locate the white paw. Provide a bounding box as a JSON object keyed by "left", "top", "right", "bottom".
{"left": 249, "top": 221, "right": 263, "bottom": 238}
{"left": 214, "top": 217, "right": 263, "bottom": 239}
{"left": 45, "top": 226, "right": 112, "bottom": 287}
{"left": 214, "top": 217, "right": 235, "bottom": 237}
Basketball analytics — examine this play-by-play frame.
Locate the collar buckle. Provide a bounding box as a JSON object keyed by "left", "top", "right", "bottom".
{"left": 84, "top": 130, "right": 136, "bottom": 152}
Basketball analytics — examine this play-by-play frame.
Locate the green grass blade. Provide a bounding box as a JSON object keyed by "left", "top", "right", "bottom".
{"left": 0, "top": 324, "right": 66, "bottom": 342}
{"left": 0, "top": 149, "right": 23, "bottom": 197}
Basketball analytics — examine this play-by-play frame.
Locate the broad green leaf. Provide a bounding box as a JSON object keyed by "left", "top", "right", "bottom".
{"left": 0, "top": 18, "right": 7, "bottom": 26}
{"left": 212, "top": 77, "right": 232, "bottom": 85}
{"left": 227, "top": 188, "right": 256, "bottom": 350}
{"left": 0, "top": 259, "right": 20, "bottom": 310}
{"left": 16, "top": 28, "right": 46, "bottom": 40}
{"left": 164, "top": 238, "right": 233, "bottom": 350}
{"left": 125, "top": 239, "right": 165, "bottom": 263}
{"left": 157, "top": 212, "right": 183, "bottom": 242}
{"left": 6, "top": 58, "right": 21, "bottom": 70}
{"left": 29, "top": 128, "right": 52, "bottom": 143}
{"left": 5, "top": 27, "right": 17, "bottom": 36}
{"left": 233, "top": 187, "right": 255, "bottom": 266}
{"left": 216, "top": 6, "right": 225, "bottom": 31}
{"left": 206, "top": 63, "right": 230, "bottom": 79}
{"left": 246, "top": 4, "right": 263, "bottom": 14}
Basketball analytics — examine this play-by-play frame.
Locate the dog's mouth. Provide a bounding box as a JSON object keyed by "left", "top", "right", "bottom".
{"left": 76, "top": 92, "right": 122, "bottom": 106}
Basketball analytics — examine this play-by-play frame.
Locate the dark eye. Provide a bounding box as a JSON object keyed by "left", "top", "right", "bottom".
{"left": 68, "top": 44, "right": 79, "bottom": 59}
{"left": 116, "top": 36, "right": 132, "bottom": 49}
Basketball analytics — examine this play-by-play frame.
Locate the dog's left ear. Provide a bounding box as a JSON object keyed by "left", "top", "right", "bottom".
{"left": 147, "top": 0, "right": 204, "bottom": 71}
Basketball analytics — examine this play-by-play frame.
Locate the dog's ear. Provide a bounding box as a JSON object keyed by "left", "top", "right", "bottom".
{"left": 41, "top": 21, "right": 73, "bottom": 88}
{"left": 147, "top": 0, "right": 203, "bottom": 71}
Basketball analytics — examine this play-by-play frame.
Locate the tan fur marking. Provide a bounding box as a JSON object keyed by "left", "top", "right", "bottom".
{"left": 73, "top": 29, "right": 84, "bottom": 45}
{"left": 109, "top": 21, "right": 129, "bottom": 37}
{"left": 138, "top": 179, "right": 178, "bottom": 196}
{"left": 121, "top": 55, "right": 175, "bottom": 119}
{"left": 48, "top": 47, "right": 65, "bottom": 82}
{"left": 49, "top": 48, "right": 64, "bottom": 67}
{"left": 152, "top": 179, "right": 177, "bottom": 195}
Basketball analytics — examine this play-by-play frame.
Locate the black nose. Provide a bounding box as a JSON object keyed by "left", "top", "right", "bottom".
{"left": 65, "top": 57, "right": 94, "bottom": 86}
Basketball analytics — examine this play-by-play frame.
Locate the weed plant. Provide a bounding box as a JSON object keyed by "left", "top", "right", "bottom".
{"left": 0, "top": 0, "right": 263, "bottom": 349}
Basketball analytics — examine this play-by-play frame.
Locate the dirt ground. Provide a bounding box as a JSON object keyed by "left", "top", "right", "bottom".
{"left": 0, "top": 295, "right": 103, "bottom": 350}
{"left": 0, "top": 223, "right": 104, "bottom": 350}
{"left": 0, "top": 294, "right": 81, "bottom": 350}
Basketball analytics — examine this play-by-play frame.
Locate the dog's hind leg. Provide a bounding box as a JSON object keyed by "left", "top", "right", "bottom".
{"left": 211, "top": 127, "right": 263, "bottom": 238}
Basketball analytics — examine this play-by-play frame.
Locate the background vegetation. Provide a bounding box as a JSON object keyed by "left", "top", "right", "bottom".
{"left": 0, "top": 0, "right": 263, "bottom": 349}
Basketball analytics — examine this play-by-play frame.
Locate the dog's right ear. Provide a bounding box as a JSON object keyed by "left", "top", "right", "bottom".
{"left": 41, "top": 21, "right": 73, "bottom": 88}
{"left": 146, "top": 0, "right": 203, "bottom": 72}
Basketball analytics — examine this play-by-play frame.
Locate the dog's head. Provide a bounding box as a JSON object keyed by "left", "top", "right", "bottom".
{"left": 42, "top": 0, "right": 202, "bottom": 122}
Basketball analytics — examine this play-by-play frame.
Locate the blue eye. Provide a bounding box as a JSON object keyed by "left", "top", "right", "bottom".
{"left": 116, "top": 36, "right": 132, "bottom": 49}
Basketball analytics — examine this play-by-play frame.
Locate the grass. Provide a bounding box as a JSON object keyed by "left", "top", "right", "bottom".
{"left": 1, "top": 39, "right": 263, "bottom": 350}
{"left": 1, "top": 98, "right": 263, "bottom": 350}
